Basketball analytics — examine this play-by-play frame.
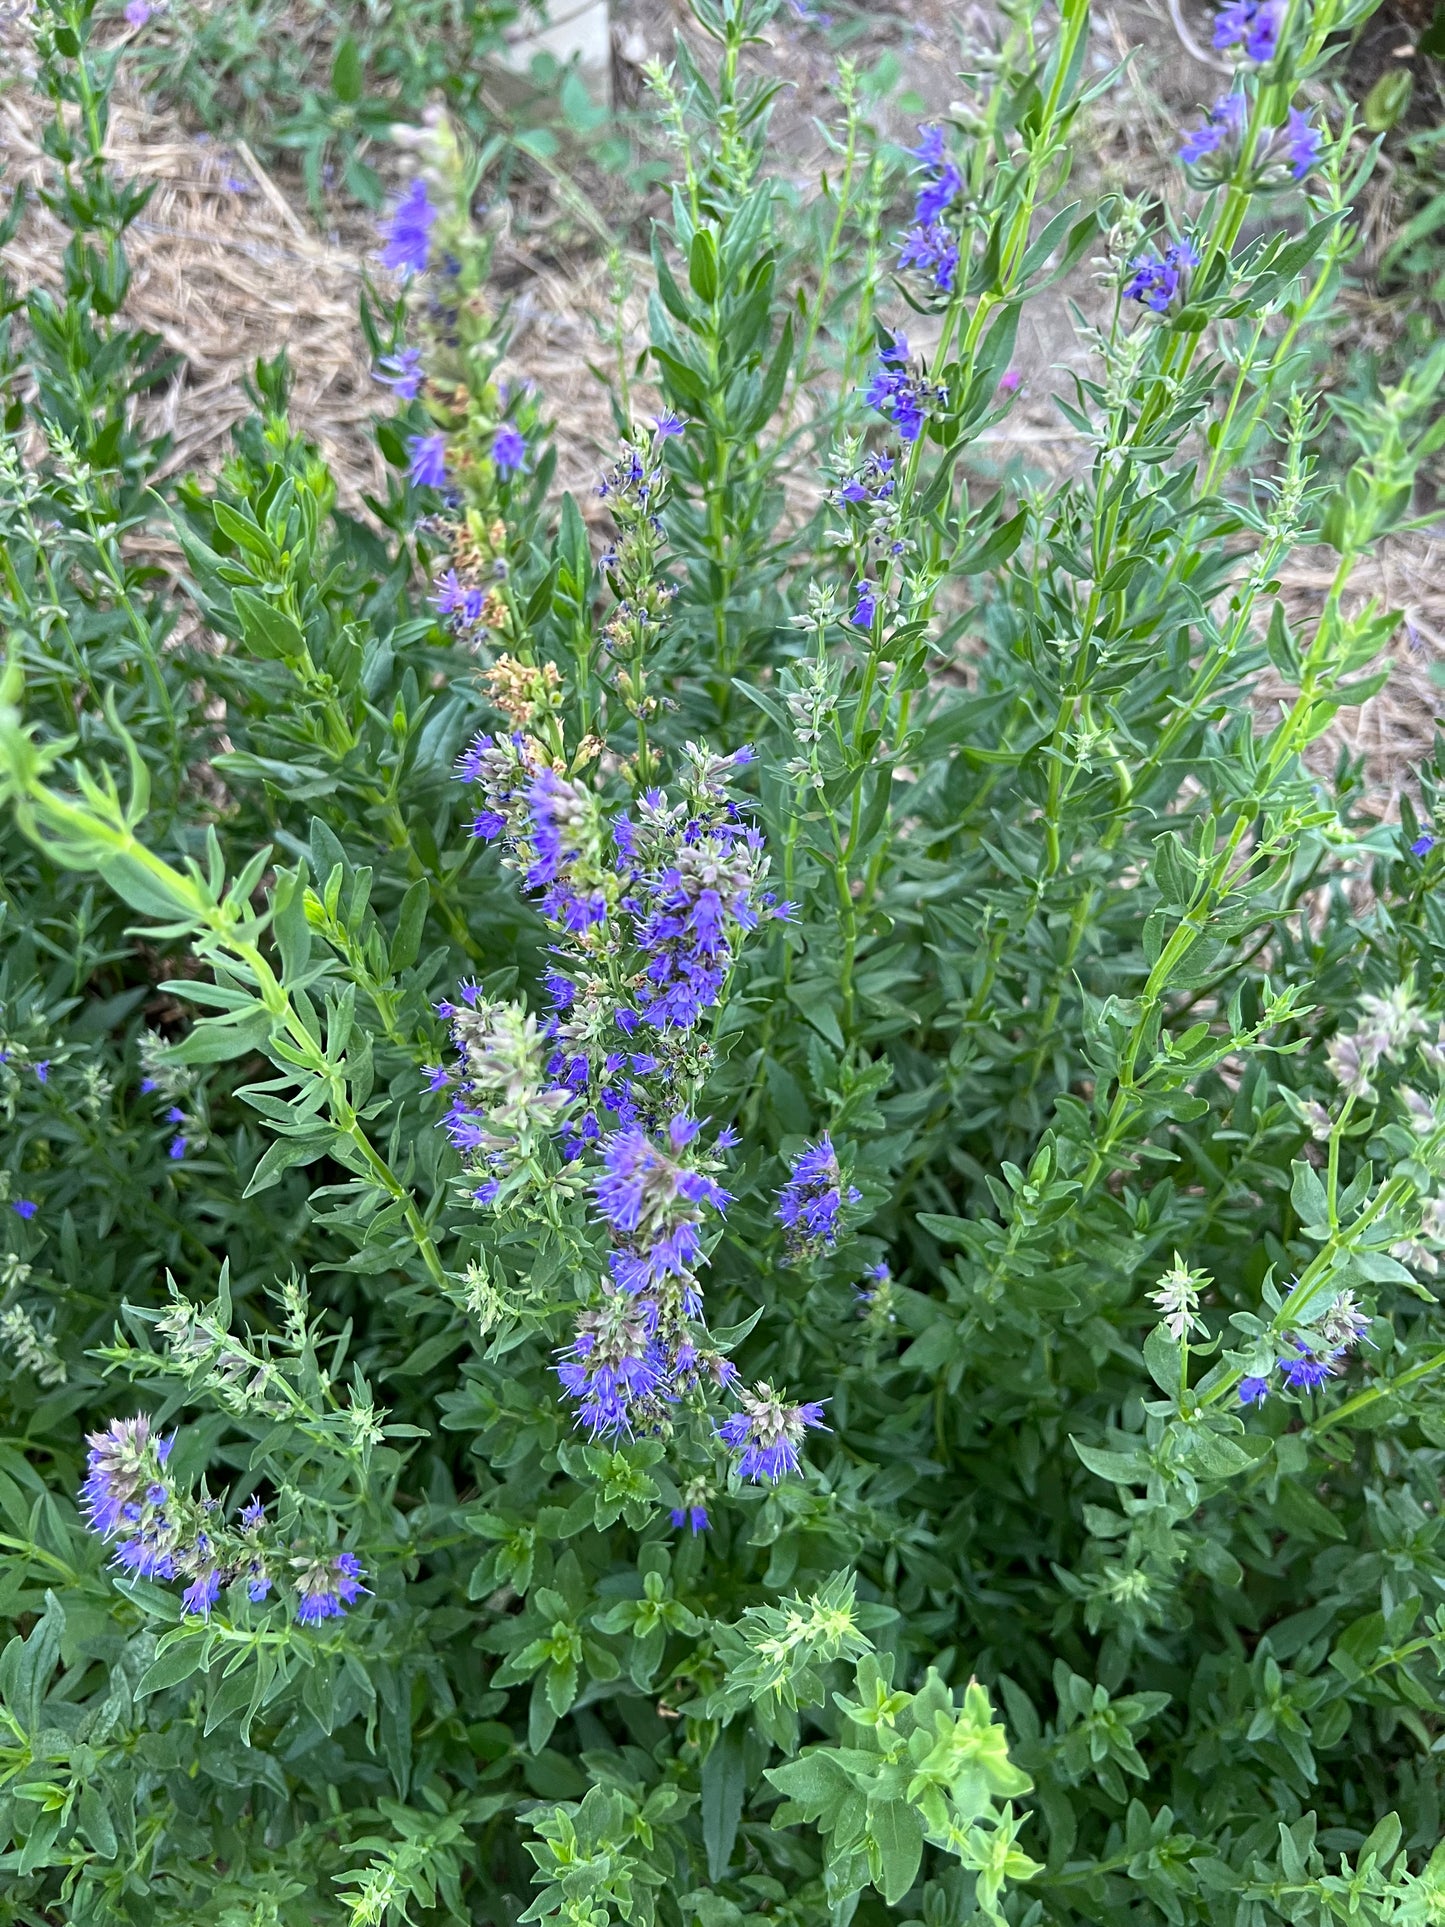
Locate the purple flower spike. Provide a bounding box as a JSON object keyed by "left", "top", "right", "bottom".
{"left": 777, "top": 1134, "right": 860, "bottom": 1262}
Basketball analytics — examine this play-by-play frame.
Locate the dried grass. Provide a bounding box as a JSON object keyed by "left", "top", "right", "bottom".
{"left": 0, "top": 78, "right": 637, "bottom": 512}
{"left": 3, "top": 2, "right": 1443, "bottom": 809}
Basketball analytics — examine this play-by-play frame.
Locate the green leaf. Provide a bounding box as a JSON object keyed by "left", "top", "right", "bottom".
{"left": 870, "top": 1798, "right": 924, "bottom": 1904}
{"left": 138, "top": 1638, "right": 209, "bottom": 1697}
{"left": 702, "top": 1722, "right": 748, "bottom": 1881}
{"left": 689, "top": 230, "right": 719, "bottom": 304}
{"left": 232, "top": 588, "right": 306, "bottom": 661}
{"left": 331, "top": 34, "right": 363, "bottom": 102}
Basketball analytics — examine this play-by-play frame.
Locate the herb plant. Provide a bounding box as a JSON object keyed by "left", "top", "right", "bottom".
{"left": 5, "top": 0, "right": 1445, "bottom": 1921}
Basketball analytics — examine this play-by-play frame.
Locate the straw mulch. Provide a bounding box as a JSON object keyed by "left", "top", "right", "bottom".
{"left": 2, "top": 57, "right": 1442, "bottom": 808}
{"left": 1, "top": 81, "right": 633, "bottom": 510}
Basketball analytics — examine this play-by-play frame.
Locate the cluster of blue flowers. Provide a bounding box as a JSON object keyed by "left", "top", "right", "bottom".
{"left": 1124, "top": 239, "right": 1200, "bottom": 315}
{"left": 834, "top": 452, "right": 896, "bottom": 507}
{"left": 777, "top": 1134, "right": 861, "bottom": 1262}
{"left": 864, "top": 337, "right": 947, "bottom": 443}
{"left": 1238, "top": 1290, "right": 1370, "bottom": 1405}
{"left": 441, "top": 743, "right": 839, "bottom": 1484}
{"left": 1213, "top": 0, "right": 1283, "bottom": 60}
{"left": 717, "top": 1384, "right": 827, "bottom": 1481}
{"left": 1179, "top": 94, "right": 1321, "bottom": 186}
{"left": 79, "top": 1415, "right": 366, "bottom": 1624}
{"left": 897, "top": 125, "right": 962, "bottom": 295}
{"left": 1122, "top": 0, "right": 1325, "bottom": 313}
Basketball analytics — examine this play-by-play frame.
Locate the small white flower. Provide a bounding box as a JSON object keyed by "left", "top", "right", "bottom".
{"left": 1149, "top": 1254, "right": 1208, "bottom": 1342}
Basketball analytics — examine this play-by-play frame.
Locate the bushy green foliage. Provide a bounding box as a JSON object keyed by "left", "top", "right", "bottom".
{"left": 5, "top": 0, "right": 1445, "bottom": 1922}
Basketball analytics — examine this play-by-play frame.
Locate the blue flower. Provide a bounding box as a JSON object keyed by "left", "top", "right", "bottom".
{"left": 1412, "top": 832, "right": 1435, "bottom": 857}
{"left": 863, "top": 339, "right": 941, "bottom": 443}
{"left": 591, "top": 1120, "right": 729, "bottom": 1291}
{"left": 907, "top": 125, "right": 962, "bottom": 226}
{"left": 671, "top": 1504, "right": 708, "bottom": 1533}
{"left": 181, "top": 1568, "right": 221, "bottom": 1618}
{"left": 432, "top": 569, "right": 489, "bottom": 627}
{"left": 1212, "top": 0, "right": 1282, "bottom": 59}
{"left": 1238, "top": 1374, "right": 1270, "bottom": 1405}
{"left": 777, "top": 1135, "right": 861, "bottom": 1261}
{"left": 852, "top": 581, "right": 878, "bottom": 627}
{"left": 908, "top": 125, "right": 946, "bottom": 171}
{"left": 81, "top": 1415, "right": 163, "bottom": 1538}
{"left": 556, "top": 1289, "right": 671, "bottom": 1438}
{"left": 492, "top": 424, "right": 526, "bottom": 474}
{"left": 12, "top": 1199, "right": 36, "bottom": 1219}
{"left": 898, "top": 219, "right": 959, "bottom": 292}
{"left": 1280, "top": 1340, "right": 1339, "bottom": 1391}
{"left": 34, "top": 1061, "right": 49, "bottom": 1083}
{"left": 294, "top": 1551, "right": 367, "bottom": 1624}
{"left": 81, "top": 1416, "right": 185, "bottom": 1582}
{"left": 240, "top": 1496, "right": 267, "bottom": 1531}
{"left": 374, "top": 346, "right": 424, "bottom": 399}
{"left": 407, "top": 432, "right": 448, "bottom": 489}
{"left": 718, "top": 1383, "right": 827, "bottom": 1483}
{"left": 1179, "top": 92, "right": 1248, "bottom": 166}
{"left": 379, "top": 179, "right": 436, "bottom": 276}
{"left": 654, "top": 411, "right": 686, "bottom": 438}
{"left": 1283, "top": 107, "right": 1322, "bottom": 181}
{"left": 169, "top": 1136, "right": 187, "bottom": 1160}
{"left": 1124, "top": 239, "right": 1199, "bottom": 314}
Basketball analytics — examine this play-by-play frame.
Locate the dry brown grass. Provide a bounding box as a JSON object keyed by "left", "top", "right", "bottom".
{"left": 4, "top": 1, "right": 1443, "bottom": 806}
